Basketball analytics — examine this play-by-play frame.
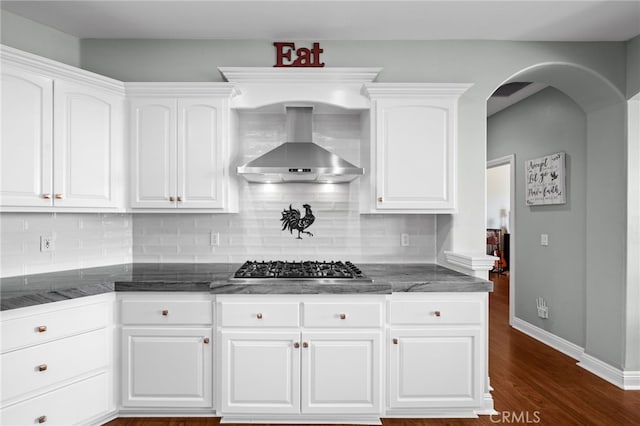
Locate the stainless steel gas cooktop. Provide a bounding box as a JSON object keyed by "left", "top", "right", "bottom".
{"left": 231, "top": 260, "right": 372, "bottom": 283}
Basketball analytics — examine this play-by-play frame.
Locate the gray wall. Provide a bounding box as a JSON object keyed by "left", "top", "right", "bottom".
{"left": 627, "top": 35, "right": 640, "bottom": 98}
{"left": 488, "top": 88, "right": 587, "bottom": 348}
{"left": 0, "top": 10, "right": 80, "bottom": 67}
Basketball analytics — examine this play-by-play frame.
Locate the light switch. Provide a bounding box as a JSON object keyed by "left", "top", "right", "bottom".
{"left": 540, "top": 234, "right": 549, "bottom": 246}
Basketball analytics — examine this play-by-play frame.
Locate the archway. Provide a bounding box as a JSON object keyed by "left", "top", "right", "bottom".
{"left": 486, "top": 61, "right": 629, "bottom": 382}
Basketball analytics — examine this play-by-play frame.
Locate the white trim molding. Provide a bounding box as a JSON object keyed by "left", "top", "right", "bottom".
{"left": 513, "top": 317, "right": 640, "bottom": 390}
{"left": 363, "top": 83, "right": 474, "bottom": 98}
{"left": 578, "top": 354, "right": 640, "bottom": 390}
{"left": 125, "top": 82, "right": 239, "bottom": 98}
{"left": 444, "top": 251, "right": 497, "bottom": 274}
{"left": 219, "top": 67, "right": 382, "bottom": 83}
{"left": 0, "top": 44, "right": 125, "bottom": 96}
{"left": 512, "top": 317, "right": 584, "bottom": 361}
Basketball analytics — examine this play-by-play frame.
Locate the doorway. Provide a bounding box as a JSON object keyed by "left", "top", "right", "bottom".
{"left": 487, "top": 155, "right": 515, "bottom": 325}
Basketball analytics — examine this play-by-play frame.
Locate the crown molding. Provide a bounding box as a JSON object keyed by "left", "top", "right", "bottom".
{"left": 363, "top": 82, "right": 474, "bottom": 98}
{"left": 0, "top": 44, "right": 125, "bottom": 96}
{"left": 125, "top": 82, "right": 239, "bottom": 98}
{"left": 219, "top": 67, "right": 382, "bottom": 84}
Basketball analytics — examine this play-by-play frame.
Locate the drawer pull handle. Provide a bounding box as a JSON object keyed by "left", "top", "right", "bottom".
{"left": 38, "top": 415, "right": 47, "bottom": 424}
{"left": 293, "top": 342, "right": 300, "bottom": 348}
{"left": 38, "top": 364, "right": 48, "bottom": 372}
{"left": 339, "top": 313, "right": 347, "bottom": 320}
{"left": 161, "top": 309, "right": 169, "bottom": 316}
{"left": 42, "top": 193, "right": 51, "bottom": 199}
{"left": 37, "top": 325, "right": 47, "bottom": 333}
{"left": 54, "top": 193, "right": 63, "bottom": 199}
{"left": 256, "top": 313, "right": 263, "bottom": 319}
{"left": 302, "top": 342, "right": 309, "bottom": 348}
{"left": 177, "top": 196, "right": 182, "bottom": 202}
{"left": 393, "top": 338, "right": 399, "bottom": 345}
{"left": 169, "top": 196, "right": 175, "bottom": 202}
{"left": 434, "top": 310, "right": 441, "bottom": 317}
{"left": 377, "top": 196, "right": 383, "bottom": 203}
{"left": 203, "top": 337, "right": 210, "bottom": 344}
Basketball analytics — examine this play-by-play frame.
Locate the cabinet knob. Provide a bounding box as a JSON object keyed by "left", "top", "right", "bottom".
{"left": 37, "top": 325, "right": 47, "bottom": 333}
{"left": 169, "top": 196, "right": 175, "bottom": 202}
{"left": 434, "top": 310, "right": 441, "bottom": 317}
{"left": 339, "top": 313, "right": 347, "bottom": 320}
{"left": 393, "top": 338, "right": 399, "bottom": 345}
{"left": 37, "top": 364, "right": 48, "bottom": 372}
{"left": 177, "top": 196, "right": 182, "bottom": 202}
{"left": 161, "top": 309, "right": 169, "bottom": 316}
{"left": 256, "top": 313, "right": 263, "bottom": 319}
{"left": 54, "top": 193, "right": 63, "bottom": 199}
{"left": 42, "top": 193, "right": 51, "bottom": 199}
{"left": 302, "top": 342, "right": 309, "bottom": 348}
{"left": 203, "top": 337, "right": 210, "bottom": 344}
{"left": 293, "top": 342, "right": 300, "bottom": 349}
{"left": 38, "top": 415, "right": 47, "bottom": 424}
{"left": 377, "top": 196, "right": 383, "bottom": 203}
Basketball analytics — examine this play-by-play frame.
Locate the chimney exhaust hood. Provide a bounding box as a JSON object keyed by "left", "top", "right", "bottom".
{"left": 236, "top": 106, "right": 364, "bottom": 183}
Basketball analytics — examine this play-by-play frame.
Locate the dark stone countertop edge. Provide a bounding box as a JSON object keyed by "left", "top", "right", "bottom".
{"left": 1, "top": 263, "right": 492, "bottom": 311}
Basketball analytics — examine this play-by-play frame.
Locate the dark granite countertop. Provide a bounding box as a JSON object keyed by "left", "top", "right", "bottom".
{"left": 0, "top": 263, "right": 492, "bottom": 311}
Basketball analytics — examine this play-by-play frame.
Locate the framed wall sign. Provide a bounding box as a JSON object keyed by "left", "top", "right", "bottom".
{"left": 525, "top": 152, "right": 566, "bottom": 205}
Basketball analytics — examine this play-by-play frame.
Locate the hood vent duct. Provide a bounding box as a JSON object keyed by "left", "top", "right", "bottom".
{"left": 237, "top": 106, "right": 365, "bottom": 183}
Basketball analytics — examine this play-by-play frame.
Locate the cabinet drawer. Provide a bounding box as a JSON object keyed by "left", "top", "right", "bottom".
{"left": 1, "top": 328, "right": 109, "bottom": 402}
{"left": 121, "top": 299, "right": 212, "bottom": 325}
{"left": 303, "top": 302, "right": 382, "bottom": 328}
{"left": 1, "top": 372, "right": 109, "bottom": 426}
{"left": 1, "top": 301, "right": 109, "bottom": 353}
{"left": 389, "top": 299, "right": 482, "bottom": 325}
{"left": 219, "top": 302, "right": 299, "bottom": 327}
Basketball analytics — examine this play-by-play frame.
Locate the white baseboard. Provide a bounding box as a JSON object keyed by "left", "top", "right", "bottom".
{"left": 578, "top": 353, "right": 640, "bottom": 390}
{"left": 512, "top": 317, "right": 640, "bottom": 391}
{"left": 511, "top": 317, "right": 584, "bottom": 360}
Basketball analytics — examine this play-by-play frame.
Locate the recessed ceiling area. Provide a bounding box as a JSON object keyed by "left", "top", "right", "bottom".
{"left": 1, "top": 1, "right": 639, "bottom": 41}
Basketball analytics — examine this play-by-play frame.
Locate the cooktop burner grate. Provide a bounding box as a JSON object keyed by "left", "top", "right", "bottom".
{"left": 233, "top": 260, "right": 368, "bottom": 280}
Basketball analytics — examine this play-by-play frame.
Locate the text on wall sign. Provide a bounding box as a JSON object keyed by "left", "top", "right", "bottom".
{"left": 274, "top": 42, "right": 325, "bottom": 67}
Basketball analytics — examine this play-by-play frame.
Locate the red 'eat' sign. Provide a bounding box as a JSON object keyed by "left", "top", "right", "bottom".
{"left": 274, "top": 42, "right": 325, "bottom": 67}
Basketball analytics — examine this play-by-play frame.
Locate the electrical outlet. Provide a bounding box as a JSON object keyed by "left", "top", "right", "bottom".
{"left": 40, "top": 236, "right": 54, "bottom": 252}
{"left": 210, "top": 231, "right": 220, "bottom": 247}
{"left": 536, "top": 297, "right": 549, "bottom": 319}
{"left": 401, "top": 233, "right": 410, "bottom": 247}
{"left": 540, "top": 234, "right": 549, "bottom": 246}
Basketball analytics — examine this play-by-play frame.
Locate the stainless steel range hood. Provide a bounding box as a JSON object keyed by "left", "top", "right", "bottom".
{"left": 237, "top": 106, "right": 364, "bottom": 183}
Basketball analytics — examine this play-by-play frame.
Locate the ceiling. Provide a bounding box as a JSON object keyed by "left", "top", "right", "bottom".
{"left": 1, "top": 1, "right": 639, "bottom": 41}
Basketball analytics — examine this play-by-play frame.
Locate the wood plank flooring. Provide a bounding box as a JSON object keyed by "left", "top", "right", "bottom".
{"left": 105, "top": 273, "right": 640, "bottom": 426}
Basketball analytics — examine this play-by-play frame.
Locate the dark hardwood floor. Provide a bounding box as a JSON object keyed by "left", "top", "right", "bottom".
{"left": 106, "top": 273, "right": 640, "bottom": 426}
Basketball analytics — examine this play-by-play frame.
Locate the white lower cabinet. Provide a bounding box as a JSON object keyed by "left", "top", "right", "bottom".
{"left": 217, "top": 296, "right": 384, "bottom": 422}
{"left": 388, "top": 328, "right": 482, "bottom": 409}
{"left": 121, "top": 327, "right": 212, "bottom": 408}
{"left": 0, "top": 294, "right": 116, "bottom": 426}
{"left": 119, "top": 293, "right": 214, "bottom": 412}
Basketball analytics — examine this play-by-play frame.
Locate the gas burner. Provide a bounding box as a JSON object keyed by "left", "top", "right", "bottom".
{"left": 232, "top": 260, "right": 370, "bottom": 282}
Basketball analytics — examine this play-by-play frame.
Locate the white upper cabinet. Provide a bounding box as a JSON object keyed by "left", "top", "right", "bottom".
{"left": 0, "top": 65, "right": 54, "bottom": 207}
{"left": 53, "top": 80, "right": 123, "bottom": 208}
{"left": 0, "top": 47, "right": 126, "bottom": 211}
{"left": 361, "top": 83, "right": 472, "bottom": 213}
{"left": 128, "top": 84, "right": 237, "bottom": 211}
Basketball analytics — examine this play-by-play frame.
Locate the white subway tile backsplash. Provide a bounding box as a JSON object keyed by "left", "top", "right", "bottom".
{"left": 0, "top": 213, "right": 132, "bottom": 278}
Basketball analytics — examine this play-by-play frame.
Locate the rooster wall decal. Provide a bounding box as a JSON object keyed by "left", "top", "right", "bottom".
{"left": 281, "top": 203, "right": 315, "bottom": 239}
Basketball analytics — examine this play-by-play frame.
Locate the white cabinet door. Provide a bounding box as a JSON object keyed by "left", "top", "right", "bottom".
{"left": 388, "top": 328, "right": 483, "bottom": 409}
{"left": 374, "top": 98, "right": 455, "bottom": 211}
{"left": 177, "top": 98, "right": 226, "bottom": 209}
{"left": 122, "top": 327, "right": 212, "bottom": 408}
{"left": 53, "top": 80, "right": 122, "bottom": 208}
{"left": 220, "top": 331, "right": 300, "bottom": 414}
{"left": 301, "top": 331, "right": 381, "bottom": 415}
{"left": 0, "top": 66, "right": 53, "bottom": 207}
{"left": 130, "top": 98, "right": 177, "bottom": 208}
